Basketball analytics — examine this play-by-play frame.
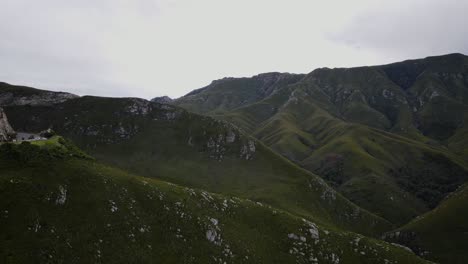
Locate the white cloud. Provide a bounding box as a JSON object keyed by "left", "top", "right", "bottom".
{"left": 329, "top": 0, "right": 468, "bottom": 61}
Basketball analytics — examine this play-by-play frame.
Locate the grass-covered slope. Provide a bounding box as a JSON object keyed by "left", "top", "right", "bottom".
{"left": 0, "top": 138, "right": 429, "bottom": 263}
{"left": 172, "top": 53, "right": 468, "bottom": 225}
{"left": 3, "top": 94, "right": 392, "bottom": 237}
{"left": 383, "top": 183, "right": 468, "bottom": 264}
{"left": 255, "top": 90, "right": 468, "bottom": 225}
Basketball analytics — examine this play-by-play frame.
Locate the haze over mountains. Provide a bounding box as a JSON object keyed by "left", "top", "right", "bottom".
{"left": 1, "top": 53, "right": 467, "bottom": 264}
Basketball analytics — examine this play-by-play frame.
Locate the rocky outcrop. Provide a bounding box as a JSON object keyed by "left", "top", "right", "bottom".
{"left": 0, "top": 107, "right": 15, "bottom": 141}
{"left": 125, "top": 98, "right": 151, "bottom": 116}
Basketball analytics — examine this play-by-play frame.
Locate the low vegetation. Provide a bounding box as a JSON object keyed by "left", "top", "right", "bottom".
{"left": 0, "top": 137, "right": 429, "bottom": 263}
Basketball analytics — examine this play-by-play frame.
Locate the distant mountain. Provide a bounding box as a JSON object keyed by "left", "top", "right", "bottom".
{"left": 0, "top": 137, "right": 429, "bottom": 263}
{"left": 172, "top": 53, "right": 468, "bottom": 226}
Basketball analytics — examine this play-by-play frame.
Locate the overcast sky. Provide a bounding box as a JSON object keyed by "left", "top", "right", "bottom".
{"left": 1, "top": 0, "right": 467, "bottom": 99}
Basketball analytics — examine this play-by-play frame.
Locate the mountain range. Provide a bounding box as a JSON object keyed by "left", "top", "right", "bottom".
{"left": 1, "top": 53, "right": 467, "bottom": 263}
{"left": 173, "top": 53, "right": 468, "bottom": 225}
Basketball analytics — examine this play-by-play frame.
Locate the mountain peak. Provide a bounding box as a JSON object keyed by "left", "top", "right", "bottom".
{"left": 151, "top": 96, "right": 173, "bottom": 104}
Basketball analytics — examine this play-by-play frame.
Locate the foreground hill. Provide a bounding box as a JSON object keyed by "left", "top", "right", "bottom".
{"left": 1, "top": 87, "right": 392, "bottom": 237}
{"left": 0, "top": 137, "right": 429, "bottom": 263}
{"left": 172, "top": 53, "right": 468, "bottom": 225}
{"left": 384, "top": 182, "right": 468, "bottom": 264}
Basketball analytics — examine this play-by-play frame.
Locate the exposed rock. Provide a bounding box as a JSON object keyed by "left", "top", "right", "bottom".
{"left": 165, "top": 112, "right": 177, "bottom": 120}
{"left": 248, "top": 140, "right": 256, "bottom": 152}
{"left": 205, "top": 217, "right": 222, "bottom": 246}
{"left": 284, "top": 89, "right": 300, "bottom": 106}
{"left": 390, "top": 243, "right": 413, "bottom": 253}
{"left": 125, "top": 98, "right": 151, "bottom": 116}
{"left": 0, "top": 107, "right": 15, "bottom": 141}
{"left": 206, "top": 229, "right": 217, "bottom": 243}
{"left": 382, "top": 89, "right": 394, "bottom": 99}
{"left": 210, "top": 218, "right": 219, "bottom": 226}
{"left": 55, "top": 185, "right": 67, "bottom": 205}
{"left": 206, "top": 134, "right": 227, "bottom": 161}
{"left": 321, "top": 188, "right": 337, "bottom": 202}
{"left": 429, "top": 90, "right": 440, "bottom": 100}
{"left": 226, "top": 130, "right": 236, "bottom": 143}
{"left": 187, "top": 136, "right": 194, "bottom": 146}
{"left": 302, "top": 218, "right": 320, "bottom": 240}
{"left": 240, "top": 139, "right": 256, "bottom": 160}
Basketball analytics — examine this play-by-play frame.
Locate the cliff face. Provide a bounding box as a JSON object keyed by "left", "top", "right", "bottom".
{"left": 0, "top": 107, "right": 15, "bottom": 141}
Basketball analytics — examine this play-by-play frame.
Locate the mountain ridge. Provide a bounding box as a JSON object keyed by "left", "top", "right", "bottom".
{"left": 170, "top": 53, "right": 468, "bottom": 226}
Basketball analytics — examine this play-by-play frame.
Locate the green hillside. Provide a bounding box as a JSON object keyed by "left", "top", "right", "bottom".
{"left": 2, "top": 93, "right": 392, "bottom": 237}
{"left": 383, "top": 183, "right": 468, "bottom": 264}
{"left": 0, "top": 137, "right": 429, "bottom": 263}
{"left": 172, "top": 53, "right": 468, "bottom": 225}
